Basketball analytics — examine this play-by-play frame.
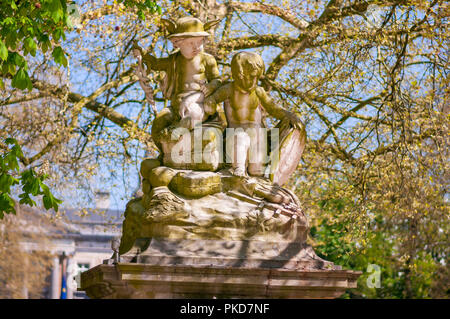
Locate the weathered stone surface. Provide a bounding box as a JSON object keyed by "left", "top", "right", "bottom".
{"left": 269, "top": 120, "right": 306, "bottom": 186}
{"left": 80, "top": 263, "right": 361, "bottom": 299}
{"left": 169, "top": 171, "right": 222, "bottom": 198}
{"left": 149, "top": 166, "right": 177, "bottom": 187}
{"left": 145, "top": 186, "right": 188, "bottom": 220}
{"left": 120, "top": 238, "right": 333, "bottom": 269}
{"left": 120, "top": 190, "right": 306, "bottom": 253}
{"left": 160, "top": 126, "right": 223, "bottom": 171}
{"left": 140, "top": 158, "right": 161, "bottom": 180}
{"left": 142, "top": 179, "right": 151, "bottom": 194}
{"left": 119, "top": 167, "right": 309, "bottom": 255}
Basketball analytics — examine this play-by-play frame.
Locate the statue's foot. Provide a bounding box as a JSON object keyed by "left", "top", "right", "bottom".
{"left": 231, "top": 167, "right": 247, "bottom": 177}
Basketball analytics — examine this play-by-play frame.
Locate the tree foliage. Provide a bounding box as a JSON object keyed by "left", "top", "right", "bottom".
{"left": 0, "top": 138, "right": 62, "bottom": 218}
{"left": 0, "top": 0, "right": 73, "bottom": 90}
{"left": 0, "top": 0, "right": 448, "bottom": 298}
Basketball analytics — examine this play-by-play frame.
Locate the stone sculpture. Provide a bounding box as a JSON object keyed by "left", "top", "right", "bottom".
{"left": 132, "top": 17, "right": 222, "bottom": 141}
{"left": 81, "top": 16, "right": 360, "bottom": 299}
{"left": 122, "top": 39, "right": 309, "bottom": 256}
{"left": 204, "top": 51, "right": 305, "bottom": 179}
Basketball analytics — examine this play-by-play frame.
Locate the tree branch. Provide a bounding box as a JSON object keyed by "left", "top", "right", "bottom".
{"left": 228, "top": 1, "right": 309, "bottom": 30}
{"left": 264, "top": 0, "right": 410, "bottom": 83}
{"left": 211, "top": 34, "right": 298, "bottom": 56}
{"left": 29, "top": 78, "right": 155, "bottom": 160}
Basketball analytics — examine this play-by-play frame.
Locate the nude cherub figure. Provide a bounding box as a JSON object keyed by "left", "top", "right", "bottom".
{"left": 204, "top": 51, "right": 302, "bottom": 177}
{"left": 132, "top": 17, "right": 221, "bottom": 140}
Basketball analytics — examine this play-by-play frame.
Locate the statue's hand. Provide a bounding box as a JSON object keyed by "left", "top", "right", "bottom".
{"left": 132, "top": 41, "right": 143, "bottom": 58}
{"left": 200, "top": 83, "right": 215, "bottom": 97}
{"left": 203, "top": 96, "right": 216, "bottom": 115}
{"left": 286, "top": 112, "right": 302, "bottom": 130}
{"left": 133, "top": 49, "right": 141, "bottom": 59}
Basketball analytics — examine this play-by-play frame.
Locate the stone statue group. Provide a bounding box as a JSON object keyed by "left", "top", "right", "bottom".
{"left": 132, "top": 16, "right": 306, "bottom": 184}
{"left": 81, "top": 17, "right": 360, "bottom": 299}
{"left": 118, "top": 16, "right": 308, "bottom": 255}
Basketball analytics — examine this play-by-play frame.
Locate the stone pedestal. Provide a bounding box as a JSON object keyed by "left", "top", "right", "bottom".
{"left": 80, "top": 262, "right": 360, "bottom": 299}
{"left": 79, "top": 164, "right": 362, "bottom": 299}
{"left": 80, "top": 237, "right": 361, "bottom": 299}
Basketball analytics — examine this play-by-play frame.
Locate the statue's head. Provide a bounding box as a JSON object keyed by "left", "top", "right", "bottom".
{"left": 231, "top": 52, "right": 265, "bottom": 91}
{"left": 161, "top": 17, "right": 220, "bottom": 59}
{"left": 170, "top": 36, "right": 204, "bottom": 59}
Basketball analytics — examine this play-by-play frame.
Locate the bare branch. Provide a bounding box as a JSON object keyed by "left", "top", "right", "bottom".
{"left": 228, "top": 1, "right": 309, "bottom": 30}
{"left": 211, "top": 35, "right": 298, "bottom": 56}
{"left": 30, "top": 78, "right": 154, "bottom": 154}
{"left": 0, "top": 92, "right": 49, "bottom": 106}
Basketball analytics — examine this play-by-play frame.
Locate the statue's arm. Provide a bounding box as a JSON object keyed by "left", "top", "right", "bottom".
{"left": 256, "top": 87, "right": 302, "bottom": 129}
{"left": 204, "top": 83, "right": 232, "bottom": 115}
{"left": 203, "top": 54, "right": 222, "bottom": 95}
{"left": 133, "top": 42, "right": 170, "bottom": 72}
{"left": 141, "top": 53, "right": 171, "bottom": 72}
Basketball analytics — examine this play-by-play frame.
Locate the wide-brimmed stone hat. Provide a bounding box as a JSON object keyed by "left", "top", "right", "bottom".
{"left": 161, "top": 17, "right": 220, "bottom": 39}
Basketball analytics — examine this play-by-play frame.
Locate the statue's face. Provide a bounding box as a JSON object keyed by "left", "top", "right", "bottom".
{"left": 171, "top": 37, "right": 204, "bottom": 59}
{"left": 235, "top": 68, "right": 259, "bottom": 92}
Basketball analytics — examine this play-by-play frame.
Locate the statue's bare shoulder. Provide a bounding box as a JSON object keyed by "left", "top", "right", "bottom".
{"left": 255, "top": 86, "right": 270, "bottom": 100}
{"left": 202, "top": 52, "right": 218, "bottom": 65}
{"left": 255, "top": 86, "right": 276, "bottom": 110}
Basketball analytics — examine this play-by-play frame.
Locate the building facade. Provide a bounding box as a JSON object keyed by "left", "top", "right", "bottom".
{"left": 47, "top": 207, "right": 123, "bottom": 299}
{"left": 6, "top": 204, "right": 123, "bottom": 299}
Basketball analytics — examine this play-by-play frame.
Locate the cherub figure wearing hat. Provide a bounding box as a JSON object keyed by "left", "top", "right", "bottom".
{"left": 133, "top": 17, "right": 221, "bottom": 144}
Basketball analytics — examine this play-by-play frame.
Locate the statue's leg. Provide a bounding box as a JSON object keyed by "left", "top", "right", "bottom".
{"left": 247, "top": 127, "right": 267, "bottom": 177}
{"left": 226, "top": 129, "right": 250, "bottom": 176}
{"left": 151, "top": 107, "right": 174, "bottom": 150}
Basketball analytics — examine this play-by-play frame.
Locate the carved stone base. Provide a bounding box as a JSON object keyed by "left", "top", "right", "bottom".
{"left": 118, "top": 238, "right": 334, "bottom": 270}
{"left": 89, "top": 157, "right": 362, "bottom": 299}
{"left": 81, "top": 237, "right": 361, "bottom": 299}
{"left": 80, "top": 262, "right": 361, "bottom": 299}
